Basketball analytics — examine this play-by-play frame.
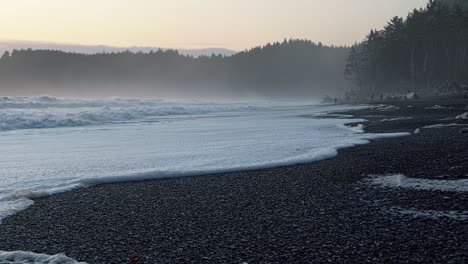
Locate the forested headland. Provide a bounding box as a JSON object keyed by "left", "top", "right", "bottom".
{"left": 345, "top": 0, "right": 468, "bottom": 99}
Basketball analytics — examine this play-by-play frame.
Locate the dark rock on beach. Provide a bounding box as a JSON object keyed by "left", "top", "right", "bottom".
{"left": 0, "top": 99, "right": 467, "bottom": 263}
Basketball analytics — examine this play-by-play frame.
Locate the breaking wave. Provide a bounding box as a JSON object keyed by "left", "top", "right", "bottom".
{"left": 0, "top": 96, "right": 264, "bottom": 131}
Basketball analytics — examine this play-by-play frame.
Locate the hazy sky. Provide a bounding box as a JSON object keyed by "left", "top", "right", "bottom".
{"left": 0, "top": 0, "right": 428, "bottom": 50}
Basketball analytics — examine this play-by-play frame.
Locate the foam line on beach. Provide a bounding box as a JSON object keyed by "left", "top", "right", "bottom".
{"left": 370, "top": 174, "right": 468, "bottom": 192}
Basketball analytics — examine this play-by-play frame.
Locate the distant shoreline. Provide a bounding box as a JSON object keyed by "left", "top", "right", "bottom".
{"left": 1, "top": 98, "right": 467, "bottom": 263}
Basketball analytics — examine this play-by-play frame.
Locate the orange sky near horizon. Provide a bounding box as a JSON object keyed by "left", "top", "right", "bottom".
{"left": 0, "top": 0, "right": 428, "bottom": 50}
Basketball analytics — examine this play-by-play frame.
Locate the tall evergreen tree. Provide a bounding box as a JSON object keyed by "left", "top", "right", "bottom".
{"left": 345, "top": 0, "right": 468, "bottom": 97}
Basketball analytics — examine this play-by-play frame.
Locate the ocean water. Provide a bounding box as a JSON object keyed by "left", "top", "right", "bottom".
{"left": 0, "top": 97, "right": 409, "bottom": 263}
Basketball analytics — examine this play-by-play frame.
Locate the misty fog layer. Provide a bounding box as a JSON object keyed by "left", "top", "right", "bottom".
{"left": 0, "top": 40, "right": 349, "bottom": 99}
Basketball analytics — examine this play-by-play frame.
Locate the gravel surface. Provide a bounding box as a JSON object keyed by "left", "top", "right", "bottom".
{"left": 0, "top": 99, "right": 467, "bottom": 263}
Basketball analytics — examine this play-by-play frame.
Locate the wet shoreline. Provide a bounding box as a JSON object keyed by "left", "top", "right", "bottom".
{"left": 1, "top": 99, "right": 467, "bottom": 263}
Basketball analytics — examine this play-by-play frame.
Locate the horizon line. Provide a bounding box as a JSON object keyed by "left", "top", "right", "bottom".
{"left": 0, "top": 38, "right": 355, "bottom": 54}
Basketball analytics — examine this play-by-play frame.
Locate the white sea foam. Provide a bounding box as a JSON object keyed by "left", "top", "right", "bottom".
{"left": 456, "top": 112, "right": 468, "bottom": 120}
{"left": 0, "top": 198, "right": 34, "bottom": 222}
{"left": 376, "top": 105, "right": 400, "bottom": 111}
{"left": 313, "top": 113, "right": 354, "bottom": 118}
{"left": 422, "top": 123, "right": 468, "bottom": 128}
{"left": 0, "top": 99, "right": 408, "bottom": 224}
{"left": 425, "top": 105, "right": 451, "bottom": 110}
{"left": 380, "top": 117, "right": 413, "bottom": 122}
{"left": 370, "top": 174, "right": 468, "bottom": 192}
{"left": 340, "top": 123, "right": 366, "bottom": 133}
{"left": 0, "top": 251, "right": 86, "bottom": 264}
{"left": 371, "top": 175, "right": 468, "bottom": 220}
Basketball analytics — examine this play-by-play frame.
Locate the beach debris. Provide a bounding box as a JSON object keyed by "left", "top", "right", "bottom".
{"left": 455, "top": 112, "right": 468, "bottom": 120}
{"left": 414, "top": 128, "right": 421, "bottom": 134}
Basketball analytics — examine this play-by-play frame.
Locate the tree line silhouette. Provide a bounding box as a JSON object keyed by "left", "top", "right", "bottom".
{"left": 0, "top": 39, "right": 349, "bottom": 98}
{"left": 345, "top": 0, "right": 468, "bottom": 98}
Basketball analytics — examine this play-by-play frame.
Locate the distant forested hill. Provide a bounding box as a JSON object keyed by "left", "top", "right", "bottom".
{"left": 0, "top": 40, "right": 349, "bottom": 99}
{"left": 0, "top": 41, "right": 235, "bottom": 57}
{"left": 345, "top": 0, "right": 468, "bottom": 97}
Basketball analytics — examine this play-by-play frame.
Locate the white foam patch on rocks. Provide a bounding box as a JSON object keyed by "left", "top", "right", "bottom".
{"left": 370, "top": 174, "right": 468, "bottom": 192}
{"left": 456, "top": 112, "right": 468, "bottom": 120}
{"left": 0, "top": 251, "right": 86, "bottom": 264}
